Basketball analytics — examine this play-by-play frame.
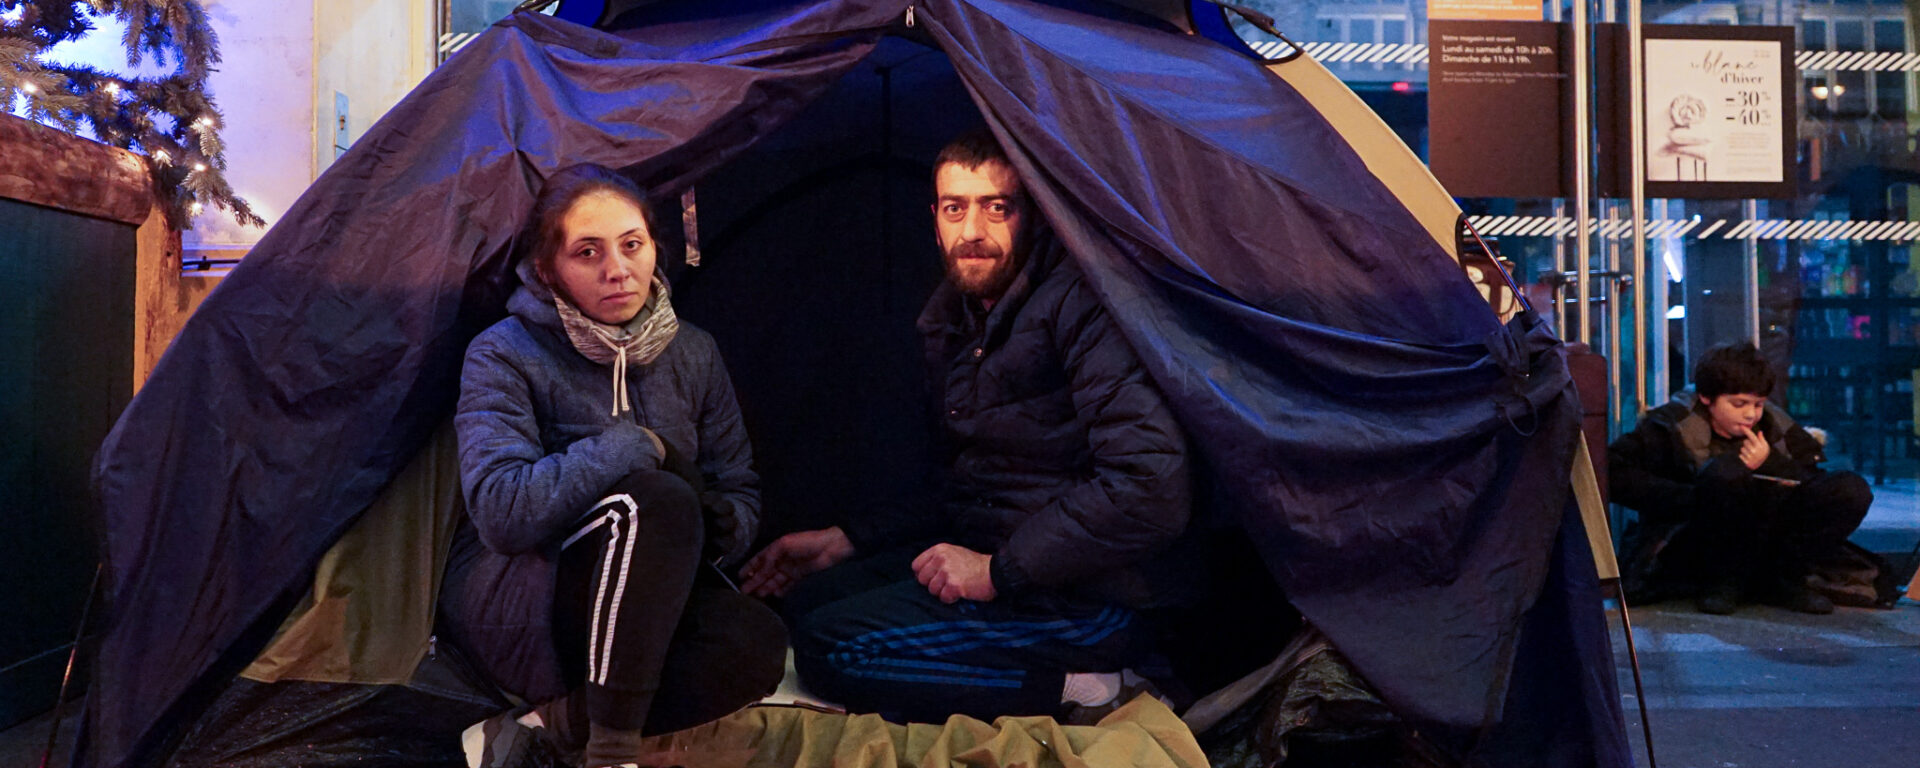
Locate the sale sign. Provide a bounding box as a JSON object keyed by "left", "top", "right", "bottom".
{"left": 1645, "top": 39, "right": 1785, "bottom": 183}
{"left": 1642, "top": 25, "right": 1796, "bottom": 199}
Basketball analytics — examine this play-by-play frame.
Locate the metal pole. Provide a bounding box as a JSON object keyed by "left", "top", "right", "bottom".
{"left": 1555, "top": 199, "right": 1569, "bottom": 339}
{"left": 1594, "top": 0, "right": 1613, "bottom": 408}
{"left": 1607, "top": 201, "right": 1625, "bottom": 437}
{"left": 1549, "top": 0, "right": 1566, "bottom": 341}
{"left": 1621, "top": 8, "right": 1657, "bottom": 764}
{"left": 1650, "top": 198, "right": 1672, "bottom": 408}
{"left": 1629, "top": 0, "right": 1649, "bottom": 417}
{"left": 40, "top": 564, "right": 100, "bottom": 768}
{"left": 1573, "top": 0, "right": 1594, "bottom": 346}
{"left": 1745, "top": 199, "right": 1761, "bottom": 345}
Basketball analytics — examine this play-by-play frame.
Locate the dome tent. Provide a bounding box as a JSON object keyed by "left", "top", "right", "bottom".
{"left": 83, "top": 1, "right": 1627, "bottom": 767}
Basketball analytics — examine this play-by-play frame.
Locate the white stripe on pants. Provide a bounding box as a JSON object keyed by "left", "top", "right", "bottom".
{"left": 568, "top": 493, "right": 641, "bottom": 687}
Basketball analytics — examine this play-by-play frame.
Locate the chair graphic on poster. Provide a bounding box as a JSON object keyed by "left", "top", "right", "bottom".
{"left": 1657, "top": 94, "right": 1710, "bottom": 181}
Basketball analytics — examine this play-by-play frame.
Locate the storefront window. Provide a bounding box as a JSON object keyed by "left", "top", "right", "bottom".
{"left": 439, "top": 0, "right": 549, "bottom": 63}
{"left": 1224, "top": 0, "right": 1918, "bottom": 486}
{"left": 445, "top": 0, "right": 523, "bottom": 35}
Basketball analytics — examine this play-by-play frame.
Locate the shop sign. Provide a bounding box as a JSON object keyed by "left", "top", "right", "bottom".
{"left": 1428, "top": 0, "right": 1544, "bottom": 22}
{"left": 1428, "top": 20, "right": 1568, "bottom": 198}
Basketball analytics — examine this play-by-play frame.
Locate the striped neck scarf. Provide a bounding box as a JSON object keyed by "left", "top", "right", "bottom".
{"left": 552, "top": 272, "right": 679, "bottom": 416}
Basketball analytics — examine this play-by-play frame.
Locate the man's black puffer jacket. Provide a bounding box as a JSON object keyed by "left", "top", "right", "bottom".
{"left": 842, "top": 237, "right": 1194, "bottom": 608}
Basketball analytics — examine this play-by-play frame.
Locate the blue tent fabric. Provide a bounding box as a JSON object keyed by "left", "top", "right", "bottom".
{"left": 84, "top": 2, "right": 1627, "bottom": 767}
{"left": 84, "top": 7, "right": 889, "bottom": 766}
{"left": 920, "top": 0, "right": 1618, "bottom": 755}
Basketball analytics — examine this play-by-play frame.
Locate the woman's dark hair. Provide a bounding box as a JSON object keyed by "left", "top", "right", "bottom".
{"left": 525, "top": 163, "right": 655, "bottom": 281}
{"left": 1693, "top": 342, "right": 1775, "bottom": 399}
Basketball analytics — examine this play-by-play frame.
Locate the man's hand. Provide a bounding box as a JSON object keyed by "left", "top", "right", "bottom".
{"left": 912, "top": 544, "right": 997, "bottom": 604}
{"left": 1738, "top": 427, "right": 1771, "bottom": 470}
{"left": 739, "top": 527, "right": 854, "bottom": 597}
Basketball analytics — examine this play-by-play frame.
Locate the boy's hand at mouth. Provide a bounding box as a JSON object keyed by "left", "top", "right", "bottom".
{"left": 1737, "top": 426, "right": 1770, "bottom": 470}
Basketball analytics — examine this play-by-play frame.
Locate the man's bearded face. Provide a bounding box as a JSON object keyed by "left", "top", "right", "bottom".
{"left": 933, "top": 160, "right": 1029, "bottom": 301}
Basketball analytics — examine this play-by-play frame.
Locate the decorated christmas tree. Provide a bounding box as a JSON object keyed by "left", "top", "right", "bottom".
{"left": 1, "top": 0, "right": 260, "bottom": 227}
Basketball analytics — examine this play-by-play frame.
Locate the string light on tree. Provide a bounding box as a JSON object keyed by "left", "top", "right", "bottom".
{"left": 1, "top": 0, "right": 260, "bottom": 228}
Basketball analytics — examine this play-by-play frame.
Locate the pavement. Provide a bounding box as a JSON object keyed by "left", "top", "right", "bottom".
{"left": 1613, "top": 597, "right": 1920, "bottom": 768}
{"left": 1608, "top": 475, "right": 1919, "bottom": 768}
{"left": 1852, "top": 477, "right": 1920, "bottom": 559}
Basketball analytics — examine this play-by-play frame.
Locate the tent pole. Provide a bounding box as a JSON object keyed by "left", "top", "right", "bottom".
{"left": 40, "top": 563, "right": 100, "bottom": 768}
{"left": 1609, "top": 579, "right": 1660, "bottom": 768}
{"left": 1462, "top": 218, "right": 1530, "bottom": 315}
{"left": 879, "top": 63, "right": 895, "bottom": 314}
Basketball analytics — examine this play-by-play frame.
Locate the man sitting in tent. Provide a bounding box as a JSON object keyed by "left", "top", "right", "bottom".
{"left": 739, "top": 129, "right": 1194, "bottom": 724}
{"left": 1609, "top": 342, "right": 1872, "bottom": 615}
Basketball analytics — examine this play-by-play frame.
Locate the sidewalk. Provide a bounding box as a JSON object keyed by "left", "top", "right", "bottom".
{"left": 1607, "top": 473, "right": 1920, "bottom": 768}
{"left": 1852, "top": 477, "right": 1920, "bottom": 558}
{"left": 1612, "top": 597, "right": 1920, "bottom": 768}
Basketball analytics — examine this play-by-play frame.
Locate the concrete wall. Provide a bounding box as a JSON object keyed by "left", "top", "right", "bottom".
{"left": 184, "top": 0, "right": 433, "bottom": 254}
{"left": 312, "top": 0, "right": 436, "bottom": 179}
{"left": 158, "top": 1, "right": 431, "bottom": 372}
{"left": 188, "top": 0, "right": 319, "bottom": 253}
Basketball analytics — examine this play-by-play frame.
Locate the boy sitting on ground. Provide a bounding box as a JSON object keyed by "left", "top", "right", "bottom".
{"left": 1608, "top": 342, "right": 1871, "bottom": 615}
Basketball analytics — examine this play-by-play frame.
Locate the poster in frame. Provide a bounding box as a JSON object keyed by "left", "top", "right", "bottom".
{"left": 1641, "top": 24, "right": 1797, "bottom": 200}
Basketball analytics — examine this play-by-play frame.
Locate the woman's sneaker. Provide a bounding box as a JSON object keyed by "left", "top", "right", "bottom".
{"left": 463, "top": 708, "right": 562, "bottom": 768}
{"left": 1060, "top": 670, "right": 1177, "bottom": 726}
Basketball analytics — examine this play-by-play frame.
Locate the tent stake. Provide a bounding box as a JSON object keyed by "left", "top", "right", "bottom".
{"left": 41, "top": 563, "right": 101, "bottom": 768}
{"left": 1609, "top": 580, "right": 1658, "bottom": 768}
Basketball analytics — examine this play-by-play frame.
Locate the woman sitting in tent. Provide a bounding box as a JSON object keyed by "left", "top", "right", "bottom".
{"left": 439, "top": 164, "right": 787, "bottom": 768}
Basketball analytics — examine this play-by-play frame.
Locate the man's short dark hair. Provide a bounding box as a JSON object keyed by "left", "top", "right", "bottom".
{"left": 934, "top": 128, "right": 1009, "bottom": 178}
{"left": 1693, "top": 342, "right": 1775, "bottom": 399}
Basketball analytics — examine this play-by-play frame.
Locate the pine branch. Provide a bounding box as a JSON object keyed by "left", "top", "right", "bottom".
{"left": 5, "top": 0, "right": 94, "bottom": 45}
{"left": 109, "top": 1, "right": 150, "bottom": 67}
{"left": 0, "top": 36, "right": 38, "bottom": 68}
{"left": 9, "top": 0, "right": 261, "bottom": 228}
